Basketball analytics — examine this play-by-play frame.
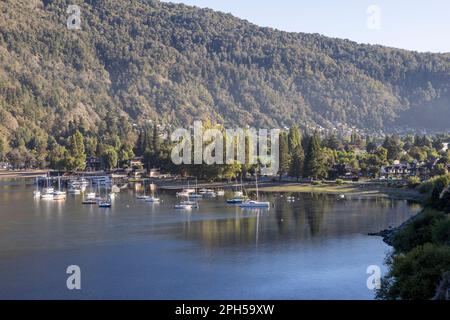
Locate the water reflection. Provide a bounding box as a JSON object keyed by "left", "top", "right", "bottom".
{"left": 174, "top": 193, "right": 420, "bottom": 249}
{"left": 0, "top": 184, "right": 422, "bottom": 299}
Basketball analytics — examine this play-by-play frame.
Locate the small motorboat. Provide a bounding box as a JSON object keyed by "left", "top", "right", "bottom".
{"left": 42, "top": 187, "right": 54, "bottom": 194}
{"left": 234, "top": 191, "right": 244, "bottom": 197}
{"left": 86, "top": 192, "right": 96, "bottom": 199}
{"left": 174, "top": 203, "right": 193, "bottom": 210}
{"left": 176, "top": 191, "right": 191, "bottom": 197}
{"left": 145, "top": 197, "right": 160, "bottom": 203}
{"left": 99, "top": 199, "right": 112, "bottom": 208}
{"left": 82, "top": 198, "right": 97, "bottom": 205}
{"left": 175, "top": 199, "right": 199, "bottom": 209}
{"left": 239, "top": 200, "right": 270, "bottom": 208}
{"left": 68, "top": 188, "right": 81, "bottom": 195}
{"left": 204, "top": 191, "right": 216, "bottom": 198}
{"left": 226, "top": 197, "right": 246, "bottom": 204}
{"left": 53, "top": 191, "right": 66, "bottom": 201}
{"left": 40, "top": 193, "right": 54, "bottom": 200}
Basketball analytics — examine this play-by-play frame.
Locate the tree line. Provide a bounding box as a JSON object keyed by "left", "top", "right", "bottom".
{"left": 1, "top": 120, "right": 448, "bottom": 182}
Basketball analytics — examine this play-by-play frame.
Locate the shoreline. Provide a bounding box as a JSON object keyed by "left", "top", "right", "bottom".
{"left": 1, "top": 171, "right": 423, "bottom": 202}
{"left": 251, "top": 182, "right": 423, "bottom": 202}
{"left": 0, "top": 170, "right": 49, "bottom": 179}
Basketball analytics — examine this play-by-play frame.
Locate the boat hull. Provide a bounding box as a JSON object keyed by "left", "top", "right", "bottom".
{"left": 239, "top": 201, "right": 270, "bottom": 208}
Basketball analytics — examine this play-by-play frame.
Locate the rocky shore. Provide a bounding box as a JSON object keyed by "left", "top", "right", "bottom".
{"left": 368, "top": 209, "right": 424, "bottom": 246}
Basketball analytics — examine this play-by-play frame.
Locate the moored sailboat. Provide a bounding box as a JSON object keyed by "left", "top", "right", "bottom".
{"left": 239, "top": 174, "right": 270, "bottom": 208}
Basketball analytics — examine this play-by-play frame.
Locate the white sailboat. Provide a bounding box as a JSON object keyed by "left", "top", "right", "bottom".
{"left": 239, "top": 174, "right": 270, "bottom": 208}
{"left": 40, "top": 176, "right": 54, "bottom": 199}
{"left": 98, "top": 186, "right": 112, "bottom": 208}
{"left": 175, "top": 192, "right": 199, "bottom": 209}
{"left": 53, "top": 176, "right": 66, "bottom": 201}
{"left": 189, "top": 179, "right": 203, "bottom": 199}
{"left": 227, "top": 176, "right": 247, "bottom": 204}
{"left": 145, "top": 185, "right": 160, "bottom": 203}
{"left": 136, "top": 180, "right": 150, "bottom": 200}
{"left": 82, "top": 180, "right": 97, "bottom": 204}
{"left": 33, "top": 177, "right": 41, "bottom": 197}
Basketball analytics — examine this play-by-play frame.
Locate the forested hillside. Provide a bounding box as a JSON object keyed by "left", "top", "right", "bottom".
{"left": 0, "top": 0, "right": 449, "bottom": 148}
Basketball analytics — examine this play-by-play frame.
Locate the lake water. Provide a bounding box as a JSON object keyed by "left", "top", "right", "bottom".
{"left": 0, "top": 180, "right": 420, "bottom": 299}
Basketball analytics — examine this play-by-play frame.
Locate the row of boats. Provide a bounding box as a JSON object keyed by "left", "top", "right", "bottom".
{"left": 33, "top": 177, "right": 114, "bottom": 208}
{"left": 33, "top": 175, "right": 274, "bottom": 210}
{"left": 173, "top": 176, "right": 270, "bottom": 209}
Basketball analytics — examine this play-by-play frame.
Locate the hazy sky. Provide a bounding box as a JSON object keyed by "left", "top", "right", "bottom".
{"left": 163, "top": 0, "right": 450, "bottom": 53}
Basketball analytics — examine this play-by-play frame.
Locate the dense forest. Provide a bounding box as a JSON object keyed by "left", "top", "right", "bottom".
{"left": 0, "top": 0, "right": 449, "bottom": 166}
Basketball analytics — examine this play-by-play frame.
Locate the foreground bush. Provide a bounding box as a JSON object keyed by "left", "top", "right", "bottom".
{"left": 377, "top": 244, "right": 450, "bottom": 300}
{"left": 418, "top": 173, "right": 450, "bottom": 195}
{"left": 407, "top": 176, "right": 421, "bottom": 189}
{"left": 432, "top": 219, "right": 450, "bottom": 246}
{"left": 392, "top": 209, "right": 446, "bottom": 253}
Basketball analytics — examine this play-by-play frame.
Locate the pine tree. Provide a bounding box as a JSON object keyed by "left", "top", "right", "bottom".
{"left": 67, "top": 130, "right": 86, "bottom": 171}
{"left": 278, "top": 131, "right": 290, "bottom": 180}
{"left": 288, "top": 125, "right": 301, "bottom": 151}
{"left": 288, "top": 125, "right": 304, "bottom": 181}
{"left": 304, "top": 132, "right": 326, "bottom": 179}
{"left": 152, "top": 125, "right": 161, "bottom": 162}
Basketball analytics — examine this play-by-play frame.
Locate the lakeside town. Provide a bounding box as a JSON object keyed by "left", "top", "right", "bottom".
{"left": 1, "top": 125, "right": 449, "bottom": 186}
{"left": 1, "top": 125, "right": 449, "bottom": 211}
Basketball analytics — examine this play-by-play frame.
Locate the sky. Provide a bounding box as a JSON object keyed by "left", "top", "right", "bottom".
{"left": 163, "top": 0, "right": 450, "bottom": 53}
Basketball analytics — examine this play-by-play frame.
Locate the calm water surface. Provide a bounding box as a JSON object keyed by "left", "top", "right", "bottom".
{"left": 0, "top": 180, "right": 421, "bottom": 299}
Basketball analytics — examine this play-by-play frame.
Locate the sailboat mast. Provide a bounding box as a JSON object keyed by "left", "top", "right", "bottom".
{"left": 255, "top": 174, "right": 259, "bottom": 201}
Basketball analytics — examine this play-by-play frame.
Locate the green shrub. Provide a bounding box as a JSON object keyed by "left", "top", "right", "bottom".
{"left": 417, "top": 174, "right": 450, "bottom": 202}
{"left": 312, "top": 180, "right": 322, "bottom": 185}
{"left": 407, "top": 176, "right": 421, "bottom": 189}
{"left": 418, "top": 180, "right": 434, "bottom": 194}
{"left": 377, "top": 244, "right": 450, "bottom": 300}
{"left": 432, "top": 218, "right": 450, "bottom": 245}
{"left": 392, "top": 209, "right": 446, "bottom": 253}
{"left": 335, "top": 179, "right": 344, "bottom": 185}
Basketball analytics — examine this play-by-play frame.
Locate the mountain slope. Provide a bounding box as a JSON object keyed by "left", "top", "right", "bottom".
{"left": 0, "top": 0, "right": 449, "bottom": 142}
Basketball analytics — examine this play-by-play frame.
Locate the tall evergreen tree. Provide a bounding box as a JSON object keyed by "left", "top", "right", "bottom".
{"left": 278, "top": 131, "right": 290, "bottom": 180}
{"left": 152, "top": 125, "right": 161, "bottom": 162}
{"left": 67, "top": 130, "right": 86, "bottom": 171}
{"left": 0, "top": 138, "right": 5, "bottom": 162}
{"left": 288, "top": 125, "right": 301, "bottom": 151}
{"left": 288, "top": 125, "right": 304, "bottom": 181}
{"left": 383, "top": 135, "right": 402, "bottom": 161}
{"left": 304, "top": 132, "right": 326, "bottom": 179}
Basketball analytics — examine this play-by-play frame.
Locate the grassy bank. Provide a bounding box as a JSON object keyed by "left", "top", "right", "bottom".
{"left": 252, "top": 182, "right": 423, "bottom": 201}
{"left": 0, "top": 170, "right": 49, "bottom": 179}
